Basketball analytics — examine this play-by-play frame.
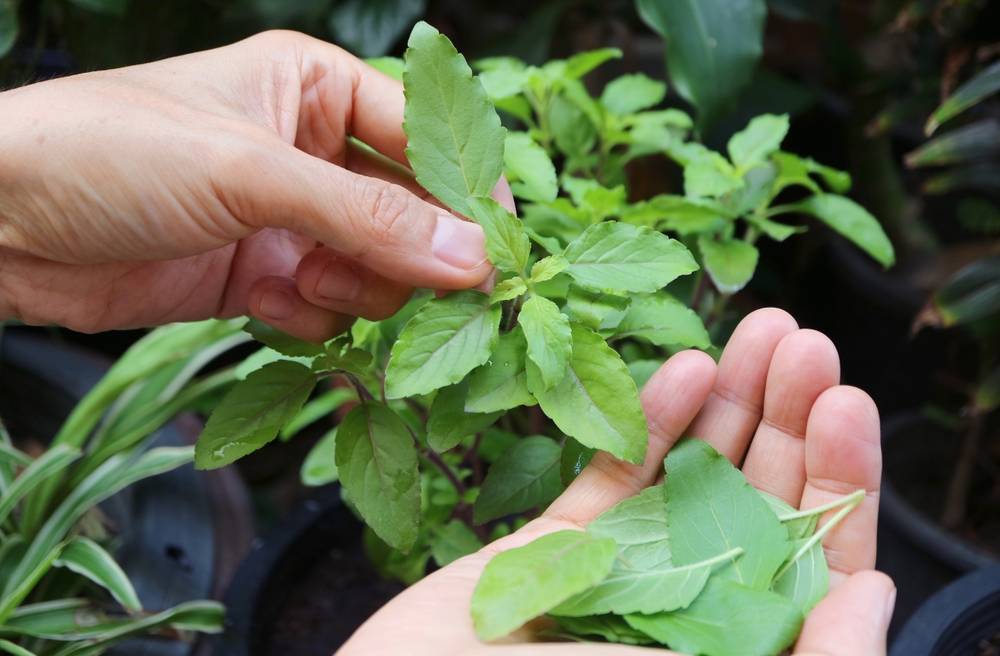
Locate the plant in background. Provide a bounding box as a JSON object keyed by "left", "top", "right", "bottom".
{"left": 0, "top": 321, "right": 243, "bottom": 655}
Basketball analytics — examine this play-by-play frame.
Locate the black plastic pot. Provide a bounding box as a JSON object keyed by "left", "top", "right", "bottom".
{"left": 213, "top": 486, "right": 404, "bottom": 656}
{"left": 0, "top": 329, "right": 253, "bottom": 656}
{"left": 891, "top": 565, "right": 1000, "bottom": 656}
{"left": 878, "top": 412, "right": 998, "bottom": 636}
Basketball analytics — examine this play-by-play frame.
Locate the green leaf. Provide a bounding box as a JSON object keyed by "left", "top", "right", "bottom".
{"left": 746, "top": 213, "right": 806, "bottom": 242}
{"left": 548, "top": 92, "right": 597, "bottom": 157}
{"left": 0, "top": 445, "right": 80, "bottom": 527}
{"left": 528, "top": 324, "right": 648, "bottom": 464}
{"left": 625, "top": 578, "right": 803, "bottom": 656}
{"left": 727, "top": 114, "right": 790, "bottom": 170}
{"left": 698, "top": 237, "right": 760, "bottom": 294}
{"left": 281, "top": 387, "right": 355, "bottom": 441}
{"left": 489, "top": 277, "right": 528, "bottom": 304}
{"left": 465, "top": 328, "right": 537, "bottom": 414}
{"left": 385, "top": 292, "right": 501, "bottom": 398}
{"left": 402, "top": 22, "right": 505, "bottom": 216}
{"left": 664, "top": 439, "right": 791, "bottom": 590}
{"left": 54, "top": 538, "right": 141, "bottom": 613}
{"left": 0, "top": 0, "right": 16, "bottom": 59}
{"left": 905, "top": 120, "right": 1000, "bottom": 168}
{"left": 530, "top": 255, "right": 568, "bottom": 283}
{"left": 244, "top": 318, "right": 324, "bottom": 357}
{"left": 615, "top": 293, "right": 711, "bottom": 349}
{"left": 328, "top": 0, "right": 425, "bottom": 58}
{"left": 366, "top": 56, "right": 404, "bottom": 80}
{"left": 0, "top": 640, "right": 35, "bottom": 656}
{"left": 431, "top": 519, "right": 483, "bottom": 567}
{"left": 587, "top": 485, "right": 670, "bottom": 568}
{"left": 467, "top": 196, "right": 531, "bottom": 274}
{"left": 427, "top": 382, "right": 501, "bottom": 452}
{"left": 553, "top": 546, "right": 741, "bottom": 616}
{"left": 335, "top": 402, "right": 420, "bottom": 551}
{"left": 471, "top": 530, "right": 617, "bottom": 641}
{"left": 504, "top": 133, "right": 558, "bottom": 202}
{"left": 563, "top": 222, "right": 698, "bottom": 294}
{"left": 627, "top": 359, "right": 662, "bottom": 388}
{"left": 300, "top": 428, "right": 339, "bottom": 487}
{"left": 551, "top": 615, "right": 655, "bottom": 646}
{"left": 517, "top": 296, "right": 572, "bottom": 390}
{"left": 621, "top": 195, "right": 726, "bottom": 235}
{"left": 684, "top": 151, "right": 744, "bottom": 198}
{"left": 195, "top": 361, "right": 318, "bottom": 469}
{"left": 927, "top": 61, "right": 1000, "bottom": 135}
{"left": 930, "top": 255, "right": 1000, "bottom": 327}
{"left": 562, "top": 48, "right": 622, "bottom": 79}
{"left": 234, "top": 347, "right": 312, "bottom": 380}
{"left": 565, "top": 286, "right": 631, "bottom": 331}
{"left": 601, "top": 74, "right": 667, "bottom": 115}
{"left": 479, "top": 66, "right": 530, "bottom": 101}
{"left": 637, "top": 0, "right": 766, "bottom": 127}
{"left": 559, "top": 438, "right": 596, "bottom": 486}
{"left": 793, "top": 194, "right": 895, "bottom": 268}
{"left": 473, "top": 436, "right": 562, "bottom": 524}
{"left": 772, "top": 537, "right": 829, "bottom": 614}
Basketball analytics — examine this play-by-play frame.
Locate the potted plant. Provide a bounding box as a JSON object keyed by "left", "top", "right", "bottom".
{"left": 193, "top": 17, "right": 892, "bottom": 653}
{"left": 0, "top": 319, "right": 255, "bottom": 655}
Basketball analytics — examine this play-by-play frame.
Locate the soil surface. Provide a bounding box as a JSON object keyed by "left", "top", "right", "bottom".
{"left": 259, "top": 545, "right": 404, "bottom": 656}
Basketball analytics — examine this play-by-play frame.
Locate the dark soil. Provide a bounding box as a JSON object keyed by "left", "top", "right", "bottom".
{"left": 884, "top": 417, "right": 1000, "bottom": 556}
{"left": 259, "top": 545, "right": 404, "bottom": 656}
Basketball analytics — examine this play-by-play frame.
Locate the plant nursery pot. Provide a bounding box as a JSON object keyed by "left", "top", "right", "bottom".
{"left": 890, "top": 565, "right": 1000, "bottom": 656}
{"left": 0, "top": 329, "right": 254, "bottom": 656}
{"left": 214, "top": 486, "right": 404, "bottom": 656}
{"left": 878, "top": 412, "right": 999, "bottom": 636}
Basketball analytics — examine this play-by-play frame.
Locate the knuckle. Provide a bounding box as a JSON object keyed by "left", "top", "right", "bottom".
{"left": 360, "top": 181, "right": 414, "bottom": 245}
{"left": 247, "top": 29, "right": 307, "bottom": 50}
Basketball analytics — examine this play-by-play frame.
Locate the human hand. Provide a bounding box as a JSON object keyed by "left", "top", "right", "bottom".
{"left": 340, "top": 309, "right": 895, "bottom": 656}
{"left": 0, "top": 31, "right": 507, "bottom": 338}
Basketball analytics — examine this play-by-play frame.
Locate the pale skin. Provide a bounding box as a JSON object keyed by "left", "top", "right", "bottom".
{"left": 0, "top": 31, "right": 894, "bottom": 656}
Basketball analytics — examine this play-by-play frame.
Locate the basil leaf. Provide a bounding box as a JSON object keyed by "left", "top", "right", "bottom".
{"left": 402, "top": 22, "right": 505, "bottom": 216}
{"left": 517, "top": 295, "right": 572, "bottom": 390}
{"left": 385, "top": 292, "right": 501, "bottom": 398}
{"left": 471, "top": 530, "right": 617, "bottom": 641}
{"left": 664, "top": 439, "right": 791, "bottom": 590}
{"left": 195, "top": 361, "right": 317, "bottom": 469}
{"left": 698, "top": 236, "right": 760, "bottom": 294}
{"left": 473, "top": 435, "right": 562, "bottom": 524}
{"left": 468, "top": 196, "right": 532, "bottom": 275}
{"left": 530, "top": 255, "right": 568, "bottom": 283}
{"left": 551, "top": 614, "right": 656, "bottom": 645}
{"left": 528, "top": 324, "right": 648, "bottom": 464}
{"left": 563, "top": 222, "right": 698, "bottom": 294}
{"left": 625, "top": 578, "right": 803, "bottom": 656}
{"left": 559, "top": 437, "right": 596, "bottom": 487}
{"left": 587, "top": 484, "right": 670, "bottom": 569}
{"left": 615, "top": 293, "right": 711, "bottom": 349}
{"left": 772, "top": 537, "right": 829, "bottom": 614}
{"left": 301, "top": 428, "right": 339, "bottom": 487}
{"left": 564, "top": 286, "right": 631, "bottom": 331}
{"left": 431, "top": 519, "right": 483, "bottom": 567}
{"left": 465, "top": 328, "right": 537, "bottom": 414}
{"left": 793, "top": 194, "right": 895, "bottom": 268}
{"left": 490, "top": 277, "right": 528, "bottom": 304}
{"left": 600, "top": 73, "right": 667, "bottom": 115}
{"left": 727, "top": 114, "right": 790, "bottom": 171}
{"left": 335, "top": 402, "right": 420, "bottom": 552}
{"left": 244, "top": 319, "right": 324, "bottom": 357}
{"left": 427, "top": 382, "right": 501, "bottom": 452}
{"left": 504, "top": 133, "right": 558, "bottom": 203}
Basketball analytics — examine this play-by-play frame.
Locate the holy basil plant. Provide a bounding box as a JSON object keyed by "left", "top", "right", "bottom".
{"left": 471, "top": 439, "right": 864, "bottom": 655}
{"left": 194, "top": 21, "right": 700, "bottom": 558}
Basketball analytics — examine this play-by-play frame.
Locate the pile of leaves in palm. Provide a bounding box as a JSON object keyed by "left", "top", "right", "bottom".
{"left": 471, "top": 438, "right": 864, "bottom": 656}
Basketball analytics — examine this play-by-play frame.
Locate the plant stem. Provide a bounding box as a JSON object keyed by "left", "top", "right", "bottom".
{"left": 778, "top": 489, "right": 866, "bottom": 522}
{"left": 941, "top": 412, "right": 983, "bottom": 529}
{"left": 344, "top": 373, "right": 374, "bottom": 403}
{"left": 425, "top": 449, "right": 466, "bottom": 497}
{"left": 773, "top": 495, "right": 864, "bottom": 580}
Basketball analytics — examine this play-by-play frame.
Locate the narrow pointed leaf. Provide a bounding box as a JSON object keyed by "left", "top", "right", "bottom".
{"left": 0, "top": 445, "right": 80, "bottom": 527}
{"left": 927, "top": 62, "right": 1000, "bottom": 134}
{"left": 54, "top": 538, "right": 141, "bottom": 613}
{"left": 793, "top": 194, "right": 894, "bottom": 268}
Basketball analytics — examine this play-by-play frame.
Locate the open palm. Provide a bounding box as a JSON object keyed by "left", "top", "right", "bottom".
{"left": 341, "top": 308, "right": 893, "bottom": 656}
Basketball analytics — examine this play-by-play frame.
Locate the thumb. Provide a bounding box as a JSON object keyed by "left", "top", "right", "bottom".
{"left": 794, "top": 570, "right": 896, "bottom": 656}
{"left": 223, "top": 143, "right": 492, "bottom": 290}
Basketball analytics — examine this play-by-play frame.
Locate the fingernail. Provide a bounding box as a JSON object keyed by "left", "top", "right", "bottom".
{"left": 316, "top": 260, "right": 361, "bottom": 301}
{"left": 882, "top": 587, "right": 897, "bottom": 627}
{"left": 259, "top": 289, "right": 294, "bottom": 320}
{"left": 432, "top": 215, "right": 487, "bottom": 270}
